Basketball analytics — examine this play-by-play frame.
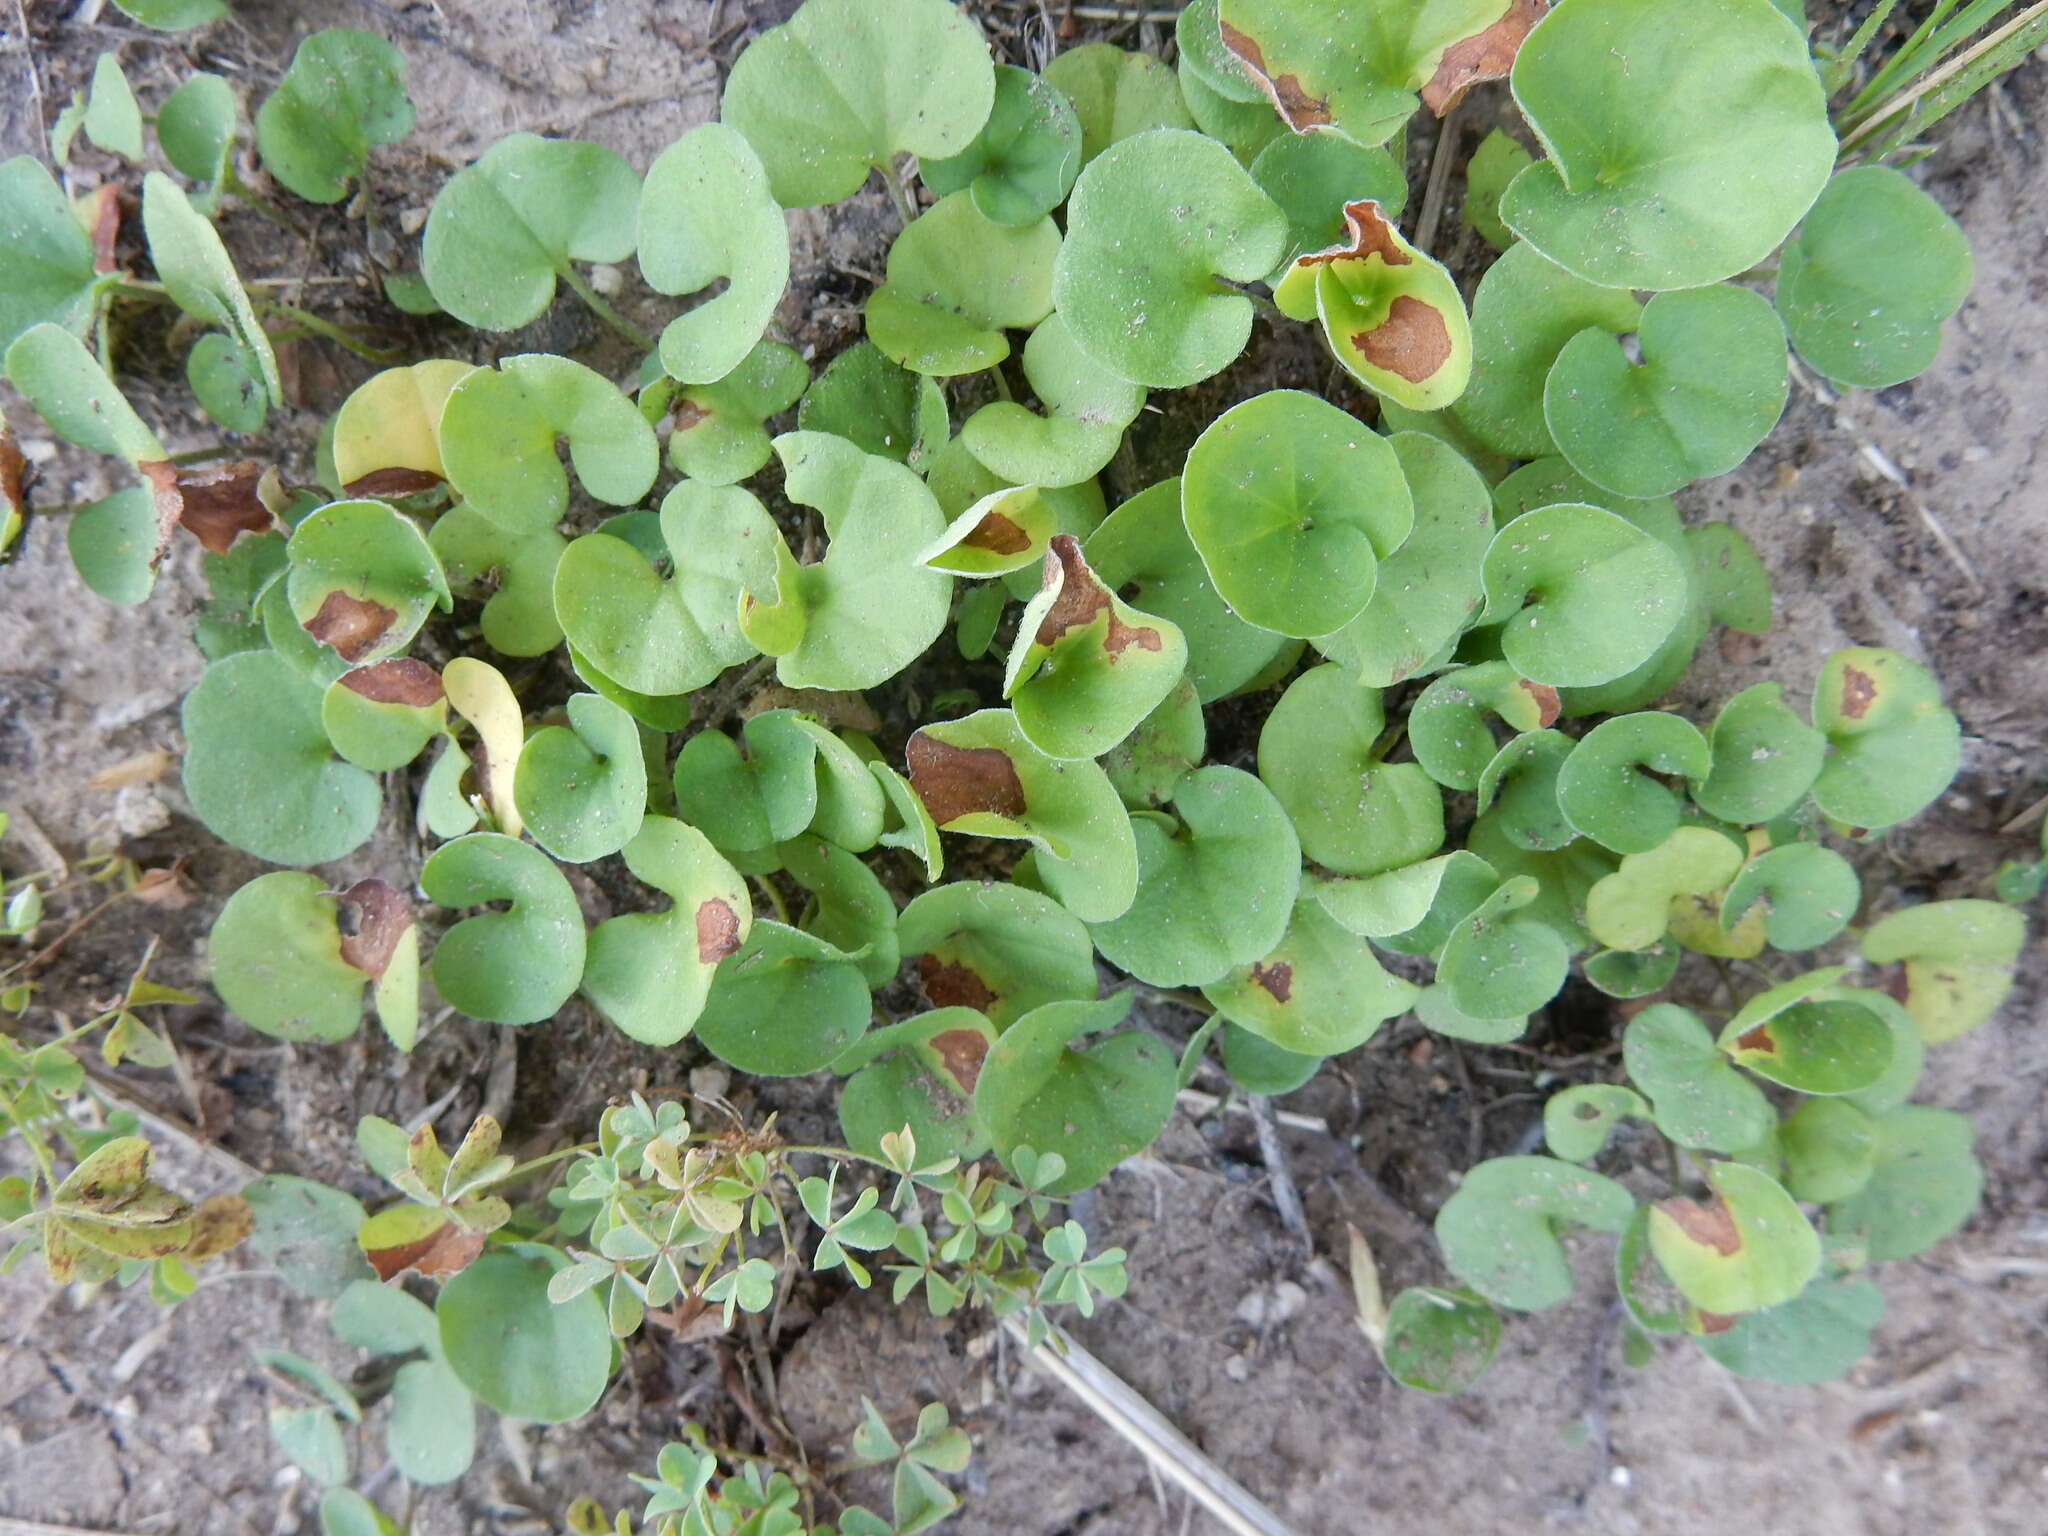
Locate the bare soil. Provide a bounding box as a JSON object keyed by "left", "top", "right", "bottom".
{"left": 1, "top": 5, "right": 2044, "bottom": 1535}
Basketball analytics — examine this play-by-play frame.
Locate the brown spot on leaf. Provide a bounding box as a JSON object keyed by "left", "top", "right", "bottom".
{"left": 1351, "top": 295, "right": 1454, "bottom": 385}
{"left": 88, "top": 183, "right": 122, "bottom": 274}
{"left": 965, "top": 510, "right": 1032, "bottom": 555}
{"left": 927, "top": 1028, "right": 990, "bottom": 1094}
{"left": 339, "top": 658, "right": 444, "bottom": 708}
{"left": 1693, "top": 1308, "right": 1738, "bottom": 1336}
{"left": 304, "top": 589, "right": 400, "bottom": 663}
{"left": 142, "top": 459, "right": 275, "bottom": 557}
{"left": 336, "top": 879, "right": 414, "bottom": 979}
{"left": 1655, "top": 1190, "right": 1742, "bottom": 1256}
{"left": 1518, "top": 679, "right": 1561, "bottom": 728}
{"left": 1034, "top": 534, "right": 1164, "bottom": 656}
{"left": 695, "top": 898, "right": 741, "bottom": 965}
{"left": 919, "top": 955, "right": 998, "bottom": 1012}
{"left": 0, "top": 418, "right": 26, "bottom": 532}
{"left": 1298, "top": 200, "right": 1412, "bottom": 269}
{"left": 1249, "top": 961, "right": 1294, "bottom": 1003}
{"left": 342, "top": 466, "right": 445, "bottom": 499}
{"left": 1421, "top": 0, "right": 1549, "bottom": 115}
{"left": 1838, "top": 665, "right": 1878, "bottom": 720}
{"left": 906, "top": 734, "right": 1027, "bottom": 825}
{"left": 365, "top": 1217, "right": 486, "bottom": 1282}
{"left": 1732, "top": 1023, "right": 1776, "bottom": 1055}
{"left": 672, "top": 399, "right": 711, "bottom": 431}
{"left": 182, "top": 1193, "right": 255, "bottom": 1262}
{"left": 1218, "top": 21, "right": 1333, "bottom": 129}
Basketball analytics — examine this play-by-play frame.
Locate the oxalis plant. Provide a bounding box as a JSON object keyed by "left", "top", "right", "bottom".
{"left": 2, "top": 0, "right": 2044, "bottom": 1524}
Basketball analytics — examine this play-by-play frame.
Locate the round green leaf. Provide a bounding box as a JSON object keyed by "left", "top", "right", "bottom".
{"left": 1809, "top": 647, "right": 1960, "bottom": 831}
{"left": 1544, "top": 1084, "right": 1649, "bottom": 1163}
{"left": 68, "top": 486, "right": 161, "bottom": 605}
{"left": 1084, "top": 478, "right": 1293, "bottom": 702}
{"left": 923, "top": 64, "right": 1081, "bottom": 227}
{"left": 1437, "top": 875, "right": 1570, "bottom": 1020}
{"left": 1693, "top": 682, "right": 1825, "bottom": 824}
{"left": 1381, "top": 1287, "right": 1502, "bottom": 1394}
{"left": 1778, "top": 166, "right": 1971, "bottom": 389}
{"left": 719, "top": 0, "right": 997, "bottom": 208}
{"left": 1219, "top": 1022, "right": 1321, "bottom": 1095}
{"left": 974, "top": 994, "right": 1177, "bottom": 1194}
{"left": 694, "top": 921, "right": 872, "bottom": 1076}
{"left": 1201, "top": 896, "right": 1419, "bottom": 1055}
{"left": 1697, "top": 1276, "right": 1884, "bottom": 1384}
{"left": 1502, "top": 0, "right": 1835, "bottom": 289}
{"left": 208, "top": 872, "right": 369, "bottom": 1042}
{"left": 0, "top": 165, "right": 105, "bottom": 350}
{"left": 1183, "top": 389, "right": 1413, "bottom": 638}
{"left": 1435, "top": 1156, "right": 1635, "bottom": 1312}
{"left": 1479, "top": 502, "right": 1688, "bottom": 688}
{"left": 421, "top": 133, "right": 639, "bottom": 331}
{"left": 158, "top": 72, "right": 237, "bottom": 185}
{"left": 1586, "top": 826, "right": 1744, "bottom": 953}
{"left": 1555, "top": 712, "right": 1710, "bottom": 855}
{"left": 1005, "top": 535, "right": 1188, "bottom": 761}
{"left": 1545, "top": 285, "right": 1788, "bottom": 498}
{"left": 1779, "top": 1098, "right": 1879, "bottom": 1205}
{"left": 1648, "top": 1161, "right": 1819, "bottom": 1316}
{"left": 1052, "top": 128, "right": 1286, "bottom": 388}
{"left": 1717, "top": 986, "right": 1892, "bottom": 1097}
{"left": 254, "top": 29, "right": 413, "bottom": 205}
{"left": 582, "top": 816, "right": 750, "bottom": 1047}
{"left": 960, "top": 312, "right": 1145, "bottom": 489}
{"left": 514, "top": 693, "right": 647, "bottom": 863}
{"left": 670, "top": 710, "right": 822, "bottom": 858}
{"left": 1042, "top": 43, "right": 1192, "bottom": 166}
{"left": 1408, "top": 662, "right": 1559, "bottom": 791}
{"left": 835, "top": 1007, "right": 996, "bottom": 1164}
{"left": 1310, "top": 432, "right": 1492, "bottom": 686}
{"left": 421, "top": 834, "right": 586, "bottom": 1025}
{"left": 1473, "top": 729, "right": 1576, "bottom": 852}
{"left": 182, "top": 650, "right": 380, "bottom": 864}
{"left": 1721, "top": 842, "right": 1859, "bottom": 950}
{"left": 639, "top": 123, "right": 789, "bottom": 385}
{"left": 905, "top": 709, "right": 1137, "bottom": 922}
{"left": 1257, "top": 663, "right": 1444, "bottom": 875}
{"left": 865, "top": 191, "right": 1058, "bottom": 377}
{"left": 798, "top": 341, "right": 946, "bottom": 469}
{"left": 385, "top": 1358, "right": 474, "bottom": 1486}
{"left": 437, "top": 1245, "right": 609, "bottom": 1423}
{"left": 1825, "top": 1106, "right": 1981, "bottom": 1262}
{"left": 1087, "top": 765, "right": 1300, "bottom": 987}
{"left": 1451, "top": 235, "right": 1641, "bottom": 461}
{"left": 440, "top": 355, "right": 656, "bottom": 535}
{"left": 1622, "top": 1003, "right": 1773, "bottom": 1154}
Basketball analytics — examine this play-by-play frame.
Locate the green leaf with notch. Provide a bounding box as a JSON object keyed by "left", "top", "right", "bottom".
{"left": 421, "top": 133, "right": 639, "bottom": 331}
{"left": 1502, "top": 0, "right": 1834, "bottom": 289}
{"left": 1436, "top": 1156, "right": 1634, "bottom": 1312}
{"left": 639, "top": 122, "right": 789, "bottom": 385}
{"left": 897, "top": 881, "right": 1098, "bottom": 1027}
{"left": 1693, "top": 681, "right": 1825, "bottom": 823}
{"left": 1697, "top": 1276, "right": 1885, "bottom": 1385}
{"left": 694, "top": 921, "right": 873, "bottom": 1076}
{"left": 1042, "top": 43, "right": 1193, "bottom": 166}
{"left": 422, "top": 833, "right": 586, "bottom": 1025}
{"left": 960, "top": 312, "right": 1145, "bottom": 488}
{"left": 1648, "top": 1160, "right": 1819, "bottom": 1316}
{"left": 1201, "top": 896, "right": 1419, "bottom": 1056}
{"left": 1586, "top": 826, "right": 1743, "bottom": 953}
{"left": 667, "top": 337, "right": 809, "bottom": 484}
{"left": 923, "top": 63, "right": 1081, "bottom": 227}
{"left": 1860, "top": 899, "right": 2024, "bottom": 1044}
{"left": 1809, "top": 647, "right": 1960, "bottom": 831}
{"left": 1554, "top": 712, "right": 1709, "bottom": 855}
{"left": 515, "top": 693, "right": 648, "bottom": 863}
{"left": 720, "top": 0, "right": 997, "bottom": 208}
{"left": 285, "top": 499, "right": 451, "bottom": 664}
{"left": 255, "top": 29, "right": 413, "bottom": 204}
{"left": 427, "top": 503, "right": 567, "bottom": 657}
{"left": 866, "top": 191, "right": 1058, "bottom": 377}
{"left": 1544, "top": 1084, "right": 1648, "bottom": 1163}
{"left": 1826, "top": 1106, "right": 1981, "bottom": 1262}
{"left": 1721, "top": 842, "right": 1859, "bottom": 951}
{"left": 1053, "top": 128, "right": 1286, "bottom": 388}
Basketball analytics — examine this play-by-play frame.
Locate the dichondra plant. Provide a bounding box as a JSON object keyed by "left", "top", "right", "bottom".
{"left": 3, "top": 0, "right": 2043, "bottom": 1526}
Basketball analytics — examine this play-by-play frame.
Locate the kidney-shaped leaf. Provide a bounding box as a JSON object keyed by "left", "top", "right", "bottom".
{"left": 1622, "top": 1003, "right": 1773, "bottom": 1154}
{"left": 255, "top": 29, "right": 413, "bottom": 204}
{"left": 1861, "top": 899, "right": 2024, "bottom": 1045}
{"left": 974, "top": 994, "right": 1176, "bottom": 1194}
{"left": 866, "top": 191, "right": 1058, "bottom": 378}
{"left": 1502, "top": 0, "right": 1834, "bottom": 289}
{"left": 923, "top": 63, "right": 1081, "bottom": 227}
{"left": 182, "top": 650, "right": 380, "bottom": 864}
{"left": 1554, "top": 711, "right": 1709, "bottom": 855}
{"left": 898, "top": 881, "right": 1098, "bottom": 1028}
{"left": 1480, "top": 502, "right": 1687, "bottom": 688}
{"left": 1201, "top": 895, "right": 1419, "bottom": 1056}
{"left": 694, "top": 921, "right": 872, "bottom": 1075}
{"left": 1042, "top": 42, "right": 1192, "bottom": 166}
{"left": 514, "top": 693, "right": 647, "bottom": 863}
{"left": 1586, "top": 826, "right": 1743, "bottom": 953}
{"left": 1693, "top": 681, "right": 1825, "bottom": 824}
{"left": 667, "top": 338, "right": 809, "bottom": 485}
{"left": 1697, "top": 1276, "right": 1885, "bottom": 1385}
{"left": 1184, "top": 389, "right": 1413, "bottom": 638}
{"left": 835, "top": 1007, "right": 996, "bottom": 1164}
{"left": 421, "top": 134, "right": 639, "bottom": 331}
{"left": 208, "top": 871, "right": 393, "bottom": 1042}
{"left": 720, "top": 0, "right": 997, "bottom": 208}
{"left": 1778, "top": 166, "right": 1971, "bottom": 389}
{"left": 285, "top": 499, "right": 451, "bottom": 665}
{"left": 582, "top": 816, "right": 750, "bottom": 1047}
{"left": 1826, "top": 1106, "right": 1981, "bottom": 1262}
{"left": 1435, "top": 1155, "right": 1634, "bottom": 1312}
{"left": 1809, "top": 647, "right": 1960, "bottom": 831}
{"left": 1380, "top": 1286, "right": 1503, "bottom": 1394}
{"left": 421, "top": 834, "right": 585, "bottom": 1025}
{"left": 639, "top": 123, "right": 789, "bottom": 385}
{"left": 438, "top": 1244, "right": 609, "bottom": 1423}
{"left": 1053, "top": 129, "right": 1286, "bottom": 388}
{"left": 322, "top": 660, "right": 447, "bottom": 772}
{"left": 1721, "top": 842, "right": 1859, "bottom": 952}
{"left": 1717, "top": 971, "right": 1892, "bottom": 1096}
{"left": 1648, "top": 1160, "right": 1819, "bottom": 1316}
{"left": 960, "top": 313, "right": 1145, "bottom": 489}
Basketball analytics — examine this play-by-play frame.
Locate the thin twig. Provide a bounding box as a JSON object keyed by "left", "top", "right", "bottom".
{"left": 999, "top": 1316, "right": 1306, "bottom": 1536}
{"left": 1996, "top": 788, "right": 2048, "bottom": 835}
{"left": 1412, "top": 102, "right": 1464, "bottom": 257}
{"left": 1246, "top": 1095, "right": 1312, "bottom": 1249}
{"left": 1838, "top": 0, "right": 2048, "bottom": 154}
